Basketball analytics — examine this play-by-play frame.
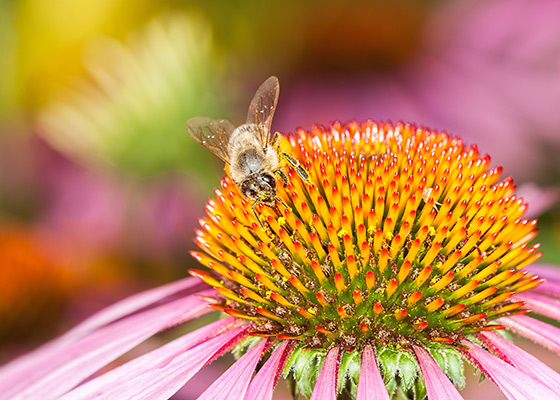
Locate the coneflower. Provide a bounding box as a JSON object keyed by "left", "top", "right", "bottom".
{"left": 1, "top": 121, "right": 559, "bottom": 400}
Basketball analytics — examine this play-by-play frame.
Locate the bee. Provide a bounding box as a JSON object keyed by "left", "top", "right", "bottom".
{"left": 187, "top": 76, "right": 309, "bottom": 221}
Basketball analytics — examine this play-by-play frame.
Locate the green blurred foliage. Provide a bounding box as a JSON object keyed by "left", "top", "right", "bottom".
{"left": 39, "top": 13, "right": 228, "bottom": 182}
{"left": 0, "top": 1, "right": 18, "bottom": 117}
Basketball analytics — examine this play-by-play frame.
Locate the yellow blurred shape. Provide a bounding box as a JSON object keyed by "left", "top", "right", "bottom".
{"left": 14, "top": 0, "right": 158, "bottom": 108}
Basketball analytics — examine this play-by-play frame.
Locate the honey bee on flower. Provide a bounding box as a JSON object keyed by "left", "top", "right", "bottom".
{"left": 187, "top": 76, "right": 310, "bottom": 221}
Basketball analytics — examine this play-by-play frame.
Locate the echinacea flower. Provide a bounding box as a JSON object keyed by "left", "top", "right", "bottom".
{"left": 1, "top": 121, "right": 560, "bottom": 399}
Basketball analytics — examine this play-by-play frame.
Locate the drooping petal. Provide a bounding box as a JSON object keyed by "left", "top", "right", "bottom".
{"left": 61, "top": 276, "right": 207, "bottom": 341}
{"left": 498, "top": 314, "right": 560, "bottom": 355}
{"left": 461, "top": 339, "right": 560, "bottom": 400}
{"left": 0, "top": 277, "right": 206, "bottom": 394}
{"left": 309, "top": 346, "right": 341, "bottom": 400}
{"left": 60, "top": 317, "right": 242, "bottom": 400}
{"left": 197, "top": 338, "right": 269, "bottom": 400}
{"left": 412, "top": 345, "right": 463, "bottom": 400}
{"left": 244, "top": 340, "right": 291, "bottom": 400}
{"left": 94, "top": 324, "right": 250, "bottom": 400}
{"left": 478, "top": 331, "right": 560, "bottom": 392}
{"left": 515, "top": 292, "right": 560, "bottom": 321}
{"left": 4, "top": 293, "right": 212, "bottom": 400}
{"left": 356, "top": 345, "right": 390, "bottom": 400}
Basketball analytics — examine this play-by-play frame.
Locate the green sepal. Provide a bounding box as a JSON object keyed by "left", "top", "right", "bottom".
{"left": 413, "top": 376, "right": 427, "bottom": 400}
{"left": 283, "top": 345, "right": 325, "bottom": 399}
{"left": 385, "top": 377, "right": 398, "bottom": 398}
{"left": 282, "top": 343, "right": 467, "bottom": 399}
{"left": 230, "top": 336, "right": 262, "bottom": 360}
{"left": 378, "top": 346, "right": 400, "bottom": 383}
{"left": 428, "top": 347, "right": 465, "bottom": 389}
{"left": 337, "top": 350, "right": 360, "bottom": 396}
{"left": 397, "top": 351, "right": 418, "bottom": 392}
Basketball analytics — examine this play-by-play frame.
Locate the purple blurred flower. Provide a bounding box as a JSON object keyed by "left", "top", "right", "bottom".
{"left": 35, "top": 136, "right": 206, "bottom": 267}
{"left": 277, "top": 0, "right": 560, "bottom": 182}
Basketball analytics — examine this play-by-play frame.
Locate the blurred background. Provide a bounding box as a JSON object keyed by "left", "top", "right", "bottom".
{"left": 1, "top": 0, "right": 559, "bottom": 398}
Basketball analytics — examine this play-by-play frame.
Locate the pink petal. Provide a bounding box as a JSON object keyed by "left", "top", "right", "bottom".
{"left": 197, "top": 338, "right": 269, "bottom": 400}
{"left": 356, "top": 345, "right": 390, "bottom": 400}
{"left": 60, "top": 317, "right": 242, "bottom": 400}
{"left": 516, "top": 183, "right": 559, "bottom": 219}
{"left": 61, "top": 277, "right": 207, "bottom": 342}
{"left": 0, "top": 277, "right": 206, "bottom": 390}
{"left": 309, "top": 346, "right": 341, "bottom": 400}
{"left": 461, "top": 339, "right": 559, "bottom": 400}
{"left": 527, "top": 279, "right": 560, "bottom": 298}
{"left": 94, "top": 325, "right": 250, "bottom": 399}
{"left": 412, "top": 346, "right": 464, "bottom": 400}
{"left": 526, "top": 264, "right": 560, "bottom": 283}
{"left": 515, "top": 292, "right": 560, "bottom": 321}
{"left": 498, "top": 314, "right": 560, "bottom": 355}
{"left": 244, "top": 340, "right": 291, "bottom": 400}
{"left": 478, "top": 332, "right": 560, "bottom": 392}
{"left": 4, "top": 293, "right": 212, "bottom": 399}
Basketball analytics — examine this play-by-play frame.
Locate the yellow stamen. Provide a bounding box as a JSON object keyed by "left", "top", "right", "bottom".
{"left": 353, "top": 290, "right": 363, "bottom": 305}
{"left": 426, "top": 298, "right": 445, "bottom": 313}
{"left": 429, "top": 271, "right": 455, "bottom": 293}
{"left": 397, "top": 260, "right": 412, "bottom": 284}
{"left": 378, "top": 248, "right": 389, "bottom": 273}
{"left": 452, "top": 280, "right": 479, "bottom": 299}
{"left": 464, "top": 286, "right": 498, "bottom": 306}
{"left": 407, "top": 291, "right": 422, "bottom": 307}
{"left": 223, "top": 308, "right": 258, "bottom": 321}
{"left": 270, "top": 292, "right": 295, "bottom": 308}
{"left": 240, "top": 287, "right": 271, "bottom": 305}
{"left": 334, "top": 272, "right": 346, "bottom": 294}
{"left": 386, "top": 278, "right": 399, "bottom": 299}
{"left": 414, "top": 266, "right": 432, "bottom": 288}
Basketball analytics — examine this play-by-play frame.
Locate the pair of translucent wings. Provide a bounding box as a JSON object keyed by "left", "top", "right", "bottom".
{"left": 186, "top": 76, "right": 280, "bottom": 164}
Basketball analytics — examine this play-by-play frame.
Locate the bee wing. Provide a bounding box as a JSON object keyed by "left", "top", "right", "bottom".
{"left": 246, "top": 76, "right": 279, "bottom": 147}
{"left": 186, "top": 116, "right": 235, "bottom": 164}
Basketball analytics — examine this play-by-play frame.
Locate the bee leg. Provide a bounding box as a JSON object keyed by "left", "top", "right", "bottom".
{"left": 274, "top": 169, "right": 289, "bottom": 185}
{"left": 270, "top": 131, "right": 280, "bottom": 148}
{"left": 274, "top": 195, "right": 288, "bottom": 209}
{"left": 281, "top": 152, "right": 312, "bottom": 184}
{"left": 271, "top": 131, "right": 313, "bottom": 185}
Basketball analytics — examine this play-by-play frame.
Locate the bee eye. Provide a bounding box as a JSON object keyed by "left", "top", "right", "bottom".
{"left": 241, "top": 181, "right": 261, "bottom": 200}
{"left": 262, "top": 174, "right": 275, "bottom": 188}
{"left": 247, "top": 189, "right": 258, "bottom": 198}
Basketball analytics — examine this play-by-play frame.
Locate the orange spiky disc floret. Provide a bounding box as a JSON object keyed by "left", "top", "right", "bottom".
{"left": 191, "top": 121, "right": 542, "bottom": 350}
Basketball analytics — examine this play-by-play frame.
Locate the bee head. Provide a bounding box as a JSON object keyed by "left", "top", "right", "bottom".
{"left": 240, "top": 173, "right": 277, "bottom": 204}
